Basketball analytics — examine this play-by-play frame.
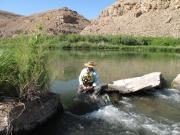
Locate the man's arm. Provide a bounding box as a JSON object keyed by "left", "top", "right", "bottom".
{"left": 79, "top": 68, "right": 85, "bottom": 86}
{"left": 93, "top": 71, "right": 101, "bottom": 87}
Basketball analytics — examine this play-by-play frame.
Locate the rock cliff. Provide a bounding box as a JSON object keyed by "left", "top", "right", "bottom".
{"left": 81, "top": 0, "right": 180, "bottom": 37}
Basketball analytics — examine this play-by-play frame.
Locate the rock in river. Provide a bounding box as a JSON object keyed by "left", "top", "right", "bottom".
{"left": 0, "top": 92, "right": 63, "bottom": 134}
{"left": 172, "top": 74, "right": 180, "bottom": 90}
{"left": 108, "top": 72, "right": 162, "bottom": 94}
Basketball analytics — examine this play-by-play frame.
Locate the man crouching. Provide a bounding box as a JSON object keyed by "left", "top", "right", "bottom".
{"left": 78, "top": 61, "right": 102, "bottom": 95}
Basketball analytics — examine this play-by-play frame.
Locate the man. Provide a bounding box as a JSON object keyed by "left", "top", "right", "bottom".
{"left": 78, "top": 61, "right": 101, "bottom": 95}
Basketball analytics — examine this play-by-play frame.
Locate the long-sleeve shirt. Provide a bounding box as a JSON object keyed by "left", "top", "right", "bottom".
{"left": 79, "top": 68, "right": 101, "bottom": 87}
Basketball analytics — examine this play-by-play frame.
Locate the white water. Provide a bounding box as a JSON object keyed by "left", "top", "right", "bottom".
{"left": 154, "top": 89, "right": 180, "bottom": 104}
{"left": 86, "top": 105, "right": 180, "bottom": 135}
{"left": 85, "top": 90, "right": 180, "bottom": 135}
{"left": 46, "top": 51, "right": 180, "bottom": 135}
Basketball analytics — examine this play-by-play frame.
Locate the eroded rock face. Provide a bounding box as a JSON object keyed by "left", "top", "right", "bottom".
{"left": 81, "top": 0, "right": 180, "bottom": 37}
{"left": 0, "top": 92, "right": 63, "bottom": 134}
{"left": 100, "top": 0, "right": 180, "bottom": 18}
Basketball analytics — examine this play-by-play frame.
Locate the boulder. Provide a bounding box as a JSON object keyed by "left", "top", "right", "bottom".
{"left": 171, "top": 74, "right": 180, "bottom": 90}
{"left": 108, "top": 72, "right": 162, "bottom": 94}
{"left": 0, "top": 92, "right": 63, "bottom": 134}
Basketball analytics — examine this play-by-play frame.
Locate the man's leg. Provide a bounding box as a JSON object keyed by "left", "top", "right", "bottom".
{"left": 94, "top": 84, "right": 108, "bottom": 96}
{"left": 77, "top": 85, "right": 84, "bottom": 94}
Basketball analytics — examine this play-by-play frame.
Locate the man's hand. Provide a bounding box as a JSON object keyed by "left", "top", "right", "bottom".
{"left": 82, "top": 85, "right": 94, "bottom": 92}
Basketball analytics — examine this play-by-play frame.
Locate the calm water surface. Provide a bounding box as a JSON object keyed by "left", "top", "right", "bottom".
{"left": 31, "top": 50, "right": 180, "bottom": 135}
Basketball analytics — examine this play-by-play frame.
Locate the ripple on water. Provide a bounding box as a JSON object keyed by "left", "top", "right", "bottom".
{"left": 153, "top": 88, "right": 180, "bottom": 104}
{"left": 85, "top": 105, "right": 180, "bottom": 135}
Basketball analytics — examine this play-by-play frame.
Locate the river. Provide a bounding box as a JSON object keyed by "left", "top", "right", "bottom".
{"left": 29, "top": 50, "right": 180, "bottom": 135}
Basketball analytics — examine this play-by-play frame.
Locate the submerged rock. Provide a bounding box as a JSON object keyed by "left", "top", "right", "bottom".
{"left": 0, "top": 92, "right": 63, "bottom": 135}
{"left": 172, "top": 74, "right": 180, "bottom": 90}
{"left": 108, "top": 72, "right": 162, "bottom": 94}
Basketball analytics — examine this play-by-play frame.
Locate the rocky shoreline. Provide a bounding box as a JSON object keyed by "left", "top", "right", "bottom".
{"left": 0, "top": 92, "right": 63, "bottom": 135}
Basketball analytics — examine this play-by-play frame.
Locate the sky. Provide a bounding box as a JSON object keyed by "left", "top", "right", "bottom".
{"left": 0, "top": 0, "right": 116, "bottom": 19}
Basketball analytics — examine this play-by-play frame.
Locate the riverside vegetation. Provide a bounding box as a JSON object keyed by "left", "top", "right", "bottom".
{"left": 0, "top": 34, "right": 49, "bottom": 100}
{"left": 0, "top": 33, "right": 179, "bottom": 134}
{"left": 0, "top": 34, "right": 180, "bottom": 98}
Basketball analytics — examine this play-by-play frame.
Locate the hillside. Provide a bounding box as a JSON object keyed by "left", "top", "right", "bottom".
{"left": 0, "top": 7, "right": 90, "bottom": 37}
{"left": 0, "top": 10, "right": 22, "bottom": 37}
{"left": 0, "top": 10, "right": 22, "bottom": 19}
{"left": 81, "top": 0, "right": 180, "bottom": 37}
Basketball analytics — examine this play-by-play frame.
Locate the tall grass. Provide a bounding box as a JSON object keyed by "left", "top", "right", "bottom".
{"left": 0, "top": 33, "right": 179, "bottom": 98}
{"left": 0, "top": 34, "right": 49, "bottom": 99}
{"left": 1, "top": 34, "right": 180, "bottom": 49}
{"left": 17, "top": 35, "right": 49, "bottom": 98}
{"left": 0, "top": 52, "right": 19, "bottom": 97}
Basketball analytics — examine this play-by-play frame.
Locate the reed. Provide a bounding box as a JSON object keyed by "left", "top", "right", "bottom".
{"left": 0, "top": 34, "right": 49, "bottom": 99}
{"left": 0, "top": 33, "right": 180, "bottom": 98}
{"left": 0, "top": 52, "right": 19, "bottom": 96}
{"left": 1, "top": 34, "right": 180, "bottom": 49}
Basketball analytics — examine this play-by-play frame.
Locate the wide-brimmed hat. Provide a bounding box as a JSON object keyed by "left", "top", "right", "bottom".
{"left": 84, "top": 61, "right": 96, "bottom": 68}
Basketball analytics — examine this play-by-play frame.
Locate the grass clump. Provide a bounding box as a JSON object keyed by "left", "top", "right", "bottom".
{"left": 0, "top": 34, "right": 180, "bottom": 52}
{"left": 0, "top": 34, "right": 49, "bottom": 100}
{"left": 0, "top": 52, "right": 20, "bottom": 97}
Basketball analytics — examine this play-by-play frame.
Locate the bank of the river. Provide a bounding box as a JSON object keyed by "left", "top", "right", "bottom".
{"left": 0, "top": 34, "right": 65, "bottom": 134}
{"left": 0, "top": 34, "right": 180, "bottom": 53}
{"left": 34, "top": 50, "right": 180, "bottom": 135}
{"left": 0, "top": 34, "right": 180, "bottom": 135}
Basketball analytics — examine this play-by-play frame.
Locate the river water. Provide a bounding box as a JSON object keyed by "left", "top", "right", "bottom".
{"left": 31, "top": 50, "right": 180, "bottom": 135}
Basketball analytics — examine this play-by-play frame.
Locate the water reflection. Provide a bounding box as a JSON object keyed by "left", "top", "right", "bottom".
{"left": 48, "top": 50, "right": 180, "bottom": 117}
{"left": 27, "top": 50, "right": 180, "bottom": 135}
{"left": 48, "top": 50, "right": 180, "bottom": 86}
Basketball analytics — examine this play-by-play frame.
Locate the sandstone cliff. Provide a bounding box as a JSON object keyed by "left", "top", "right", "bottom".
{"left": 81, "top": 0, "right": 180, "bottom": 37}
{"left": 0, "top": 7, "right": 90, "bottom": 37}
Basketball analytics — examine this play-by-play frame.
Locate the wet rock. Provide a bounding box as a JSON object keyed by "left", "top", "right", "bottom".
{"left": 171, "top": 74, "right": 180, "bottom": 90}
{"left": 108, "top": 72, "right": 162, "bottom": 94}
{"left": 0, "top": 92, "right": 63, "bottom": 134}
{"left": 0, "top": 84, "right": 19, "bottom": 98}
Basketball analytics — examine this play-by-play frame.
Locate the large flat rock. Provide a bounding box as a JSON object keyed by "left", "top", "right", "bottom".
{"left": 108, "top": 72, "right": 162, "bottom": 94}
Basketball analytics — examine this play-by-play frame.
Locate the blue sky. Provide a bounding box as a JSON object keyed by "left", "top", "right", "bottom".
{"left": 0, "top": 0, "right": 115, "bottom": 19}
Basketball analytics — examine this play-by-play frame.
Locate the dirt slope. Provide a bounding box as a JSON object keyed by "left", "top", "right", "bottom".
{"left": 81, "top": 0, "right": 180, "bottom": 37}
{"left": 0, "top": 7, "right": 90, "bottom": 37}
{"left": 0, "top": 10, "right": 23, "bottom": 37}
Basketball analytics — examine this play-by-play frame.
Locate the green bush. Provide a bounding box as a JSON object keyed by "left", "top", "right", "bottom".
{"left": 0, "top": 52, "right": 19, "bottom": 90}
{"left": 0, "top": 35, "right": 49, "bottom": 99}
